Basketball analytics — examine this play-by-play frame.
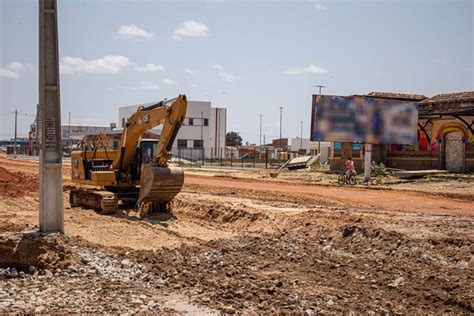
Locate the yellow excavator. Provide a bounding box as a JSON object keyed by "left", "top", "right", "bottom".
{"left": 70, "top": 95, "right": 188, "bottom": 215}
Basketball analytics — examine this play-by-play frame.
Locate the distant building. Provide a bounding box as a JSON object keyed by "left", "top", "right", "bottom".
{"left": 29, "top": 121, "right": 114, "bottom": 146}
{"left": 118, "top": 100, "right": 226, "bottom": 160}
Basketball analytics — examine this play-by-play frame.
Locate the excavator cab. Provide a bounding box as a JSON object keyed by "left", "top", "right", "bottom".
{"left": 130, "top": 139, "right": 159, "bottom": 181}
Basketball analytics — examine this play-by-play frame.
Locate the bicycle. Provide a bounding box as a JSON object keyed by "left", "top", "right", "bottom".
{"left": 338, "top": 169, "right": 357, "bottom": 185}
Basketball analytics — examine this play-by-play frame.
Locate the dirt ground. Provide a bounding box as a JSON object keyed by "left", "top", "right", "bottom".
{"left": 0, "top": 155, "right": 473, "bottom": 313}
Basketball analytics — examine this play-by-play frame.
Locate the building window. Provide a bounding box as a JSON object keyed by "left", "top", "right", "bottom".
{"left": 193, "top": 140, "right": 203, "bottom": 148}
{"left": 177, "top": 139, "right": 187, "bottom": 149}
{"left": 188, "top": 118, "right": 194, "bottom": 126}
{"left": 203, "top": 118, "right": 208, "bottom": 126}
{"left": 112, "top": 140, "right": 119, "bottom": 150}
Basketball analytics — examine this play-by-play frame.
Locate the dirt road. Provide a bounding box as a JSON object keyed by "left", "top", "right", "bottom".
{"left": 185, "top": 174, "right": 474, "bottom": 217}
{"left": 1, "top": 155, "right": 472, "bottom": 217}
{"left": 1, "top": 156, "right": 473, "bottom": 313}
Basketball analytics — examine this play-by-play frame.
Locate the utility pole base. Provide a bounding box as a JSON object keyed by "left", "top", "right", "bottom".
{"left": 39, "top": 162, "right": 64, "bottom": 232}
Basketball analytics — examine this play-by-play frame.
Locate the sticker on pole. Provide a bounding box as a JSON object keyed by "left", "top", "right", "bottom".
{"left": 311, "top": 95, "right": 418, "bottom": 145}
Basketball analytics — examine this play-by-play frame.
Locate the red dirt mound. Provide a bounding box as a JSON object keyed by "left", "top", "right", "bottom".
{"left": 0, "top": 166, "right": 39, "bottom": 197}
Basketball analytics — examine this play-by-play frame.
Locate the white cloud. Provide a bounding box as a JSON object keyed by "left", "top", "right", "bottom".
{"left": 313, "top": 3, "right": 328, "bottom": 11}
{"left": 212, "top": 64, "right": 239, "bottom": 82}
{"left": 0, "top": 62, "right": 33, "bottom": 79}
{"left": 162, "top": 79, "right": 178, "bottom": 85}
{"left": 172, "top": 20, "right": 209, "bottom": 40}
{"left": 0, "top": 68, "right": 20, "bottom": 79}
{"left": 8, "top": 62, "right": 33, "bottom": 72}
{"left": 218, "top": 71, "right": 240, "bottom": 82}
{"left": 184, "top": 68, "right": 194, "bottom": 74}
{"left": 134, "top": 63, "right": 164, "bottom": 72}
{"left": 283, "top": 64, "right": 328, "bottom": 75}
{"left": 60, "top": 55, "right": 132, "bottom": 75}
{"left": 191, "top": 83, "right": 199, "bottom": 88}
{"left": 117, "top": 24, "right": 153, "bottom": 39}
{"left": 131, "top": 81, "right": 160, "bottom": 90}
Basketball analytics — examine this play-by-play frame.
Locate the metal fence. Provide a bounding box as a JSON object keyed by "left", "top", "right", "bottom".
{"left": 5, "top": 145, "right": 311, "bottom": 170}
{"left": 172, "top": 147, "right": 307, "bottom": 169}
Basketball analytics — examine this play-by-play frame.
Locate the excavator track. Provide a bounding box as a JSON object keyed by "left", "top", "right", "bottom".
{"left": 70, "top": 188, "right": 118, "bottom": 214}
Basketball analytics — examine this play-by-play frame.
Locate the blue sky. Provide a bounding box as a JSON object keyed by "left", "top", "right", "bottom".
{"left": 1, "top": 0, "right": 472, "bottom": 143}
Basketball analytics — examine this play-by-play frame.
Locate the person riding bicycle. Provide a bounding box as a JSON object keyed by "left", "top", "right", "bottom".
{"left": 344, "top": 157, "right": 356, "bottom": 177}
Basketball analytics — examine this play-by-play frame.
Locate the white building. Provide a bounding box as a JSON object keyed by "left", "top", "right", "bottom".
{"left": 118, "top": 100, "right": 226, "bottom": 160}
{"left": 290, "top": 137, "right": 331, "bottom": 162}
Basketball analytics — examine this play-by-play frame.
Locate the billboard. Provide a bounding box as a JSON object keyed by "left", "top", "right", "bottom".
{"left": 311, "top": 95, "right": 418, "bottom": 145}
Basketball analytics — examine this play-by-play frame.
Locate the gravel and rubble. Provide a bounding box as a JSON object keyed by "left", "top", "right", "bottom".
{"left": 119, "top": 218, "right": 473, "bottom": 314}
{"left": 0, "top": 242, "right": 212, "bottom": 314}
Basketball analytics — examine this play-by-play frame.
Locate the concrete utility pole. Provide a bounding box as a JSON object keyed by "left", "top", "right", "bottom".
{"left": 300, "top": 121, "right": 303, "bottom": 151}
{"left": 14, "top": 110, "right": 18, "bottom": 158}
{"left": 39, "top": 0, "right": 64, "bottom": 233}
{"left": 36, "top": 104, "right": 40, "bottom": 155}
{"left": 315, "top": 84, "right": 326, "bottom": 95}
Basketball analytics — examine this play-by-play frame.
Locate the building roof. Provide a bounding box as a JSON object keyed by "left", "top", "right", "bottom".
{"left": 419, "top": 91, "right": 474, "bottom": 104}
{"left": 365, "top": 91, "right": 428, "bottom": 102}
{"left": 419, "top": 91, "right": 474, "bottom": 116}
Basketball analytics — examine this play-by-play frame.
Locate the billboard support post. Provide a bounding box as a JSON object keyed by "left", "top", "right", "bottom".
{"left": 364, "top": 144, "right": 372, "bottom": 182}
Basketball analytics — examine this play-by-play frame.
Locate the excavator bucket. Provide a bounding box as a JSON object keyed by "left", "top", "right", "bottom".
{"left": 137, "top": 165, "right": 184, "bottom": 205}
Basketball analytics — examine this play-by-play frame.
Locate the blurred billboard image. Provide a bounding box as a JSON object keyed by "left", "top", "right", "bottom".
{"left": 311, "top": 95, "right": 418, "bottom": 145}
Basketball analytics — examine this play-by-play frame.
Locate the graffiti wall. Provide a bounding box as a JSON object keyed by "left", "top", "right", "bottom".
{"left": 389, "top": 118, "right": 474, "bottom": 153}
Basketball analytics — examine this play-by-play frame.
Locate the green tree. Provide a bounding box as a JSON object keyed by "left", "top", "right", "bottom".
{"left": 226, "top": 131, "right": 243, "bottom": 147}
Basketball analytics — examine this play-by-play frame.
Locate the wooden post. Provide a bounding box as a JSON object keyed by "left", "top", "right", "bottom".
{"left": 39, "top": 0, "right": 64, "bottom": 233}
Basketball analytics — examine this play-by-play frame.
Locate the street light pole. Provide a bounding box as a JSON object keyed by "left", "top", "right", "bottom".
{"left": 279, "top": 106, "right": 283, "bottom": 164}
{"left": 259, "top": 114, "right": 263, "bottom": 160}
{"left": 14, "top": 109, "right": 18, "bottom": 158}
{"left": 68, "top": 111, "right": 71, "bottom": 148}
{"left": 200, "top": 111, "right": 204, "bottom": 161}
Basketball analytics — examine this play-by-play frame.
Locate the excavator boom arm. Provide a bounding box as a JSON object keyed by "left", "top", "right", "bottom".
{"left": 112, "top": 95, "right": 188, "bottom": 172}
